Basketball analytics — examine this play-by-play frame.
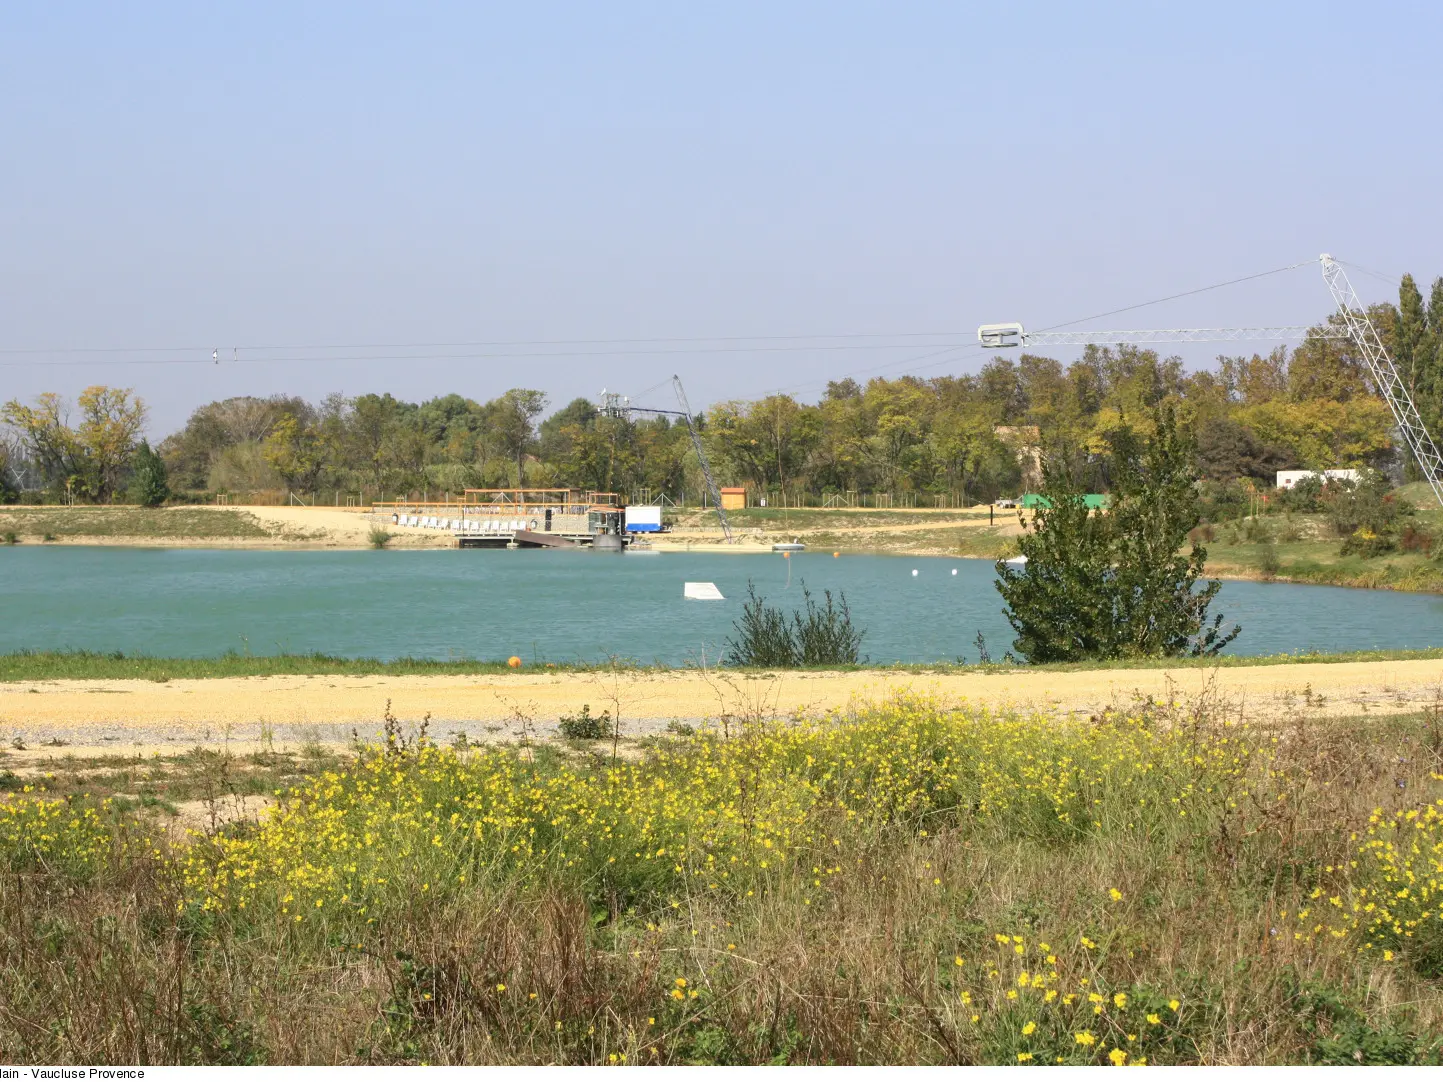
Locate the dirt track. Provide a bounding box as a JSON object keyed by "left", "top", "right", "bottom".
{"left": 3, "top": 659, "right": 1441, "bottom": 761}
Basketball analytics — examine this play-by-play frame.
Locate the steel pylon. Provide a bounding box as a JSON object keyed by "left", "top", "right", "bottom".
{"left": 1320, "top": 255, "right": 1443, "bottom": 508}
{"left": 672, "top": 376, "right": 734, "bottom": 542}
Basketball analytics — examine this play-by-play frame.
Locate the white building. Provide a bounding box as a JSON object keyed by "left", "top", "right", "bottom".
{"left": 1275, "top": 469, "right": 1361, "bottom": 490}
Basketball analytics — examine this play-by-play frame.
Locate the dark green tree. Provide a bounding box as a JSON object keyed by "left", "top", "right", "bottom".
{"left": 1106, "top": 407, "right": 1239, "bottom": 657}
{"left": 127, "top": 439, "right": 170, "bottom": 506}
{"left": 995, "top": 406, "right": 1239, "bottom": 662}
{"left": 993, "top": 459, "right": 1120, "bottom": 662}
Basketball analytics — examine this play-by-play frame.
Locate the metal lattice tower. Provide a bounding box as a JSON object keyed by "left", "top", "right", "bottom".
{"left": 595, "top": 379, "right": 735, "bottom": 542}
{"left": 672, "top": 375, "right": 733, "bottom": 542}
{"left": 1320, "top": 255, "right": 1443, "bottom": 508}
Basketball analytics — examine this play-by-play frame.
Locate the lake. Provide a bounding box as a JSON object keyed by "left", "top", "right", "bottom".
{"left": 1, "top": 547, "right": 1440, "bottom": 664}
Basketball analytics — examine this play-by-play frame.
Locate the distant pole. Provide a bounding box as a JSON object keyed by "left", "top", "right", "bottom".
{"left": 989, "top": 504, "right": 994, "bottom": 525}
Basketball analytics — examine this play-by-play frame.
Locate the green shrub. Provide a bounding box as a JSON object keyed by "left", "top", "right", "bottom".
{"left": 726, "top": 582, "right": 797, "bottom": 666}
{"left": 792, "top": 583, "right": 864, "bottom": 664}
{"left": 1275, "top": 476, "right": 1327, "bottom": 513}
{"left": 126, "top": 440, "right": 171, "bottom": 506}
{"left": 557, "top": 704, "right": 609, "bottom": 740}
{"left": 725, "top": 581, "right": 864, "bottom": 667}
{"left": 1339, "top": 528, "right": 1395, "bottom": 558}
{"left": 1293, "top": 982, "right": 1442, "bottom": 1065}
{"left": 1259, "top": 541, "right": 1281, "bottom": 580}
{"left": 1323, "top": 470, "right": 1412, "bottom": 540}
{"left": 368, "top": 527, "right": 393, "bottom": 549}
{"left": 1196, "top": 479, "right": 1252, "bottom": 523}
{"left": 1243, "top": 516, "right": 1272, "bottom": 543}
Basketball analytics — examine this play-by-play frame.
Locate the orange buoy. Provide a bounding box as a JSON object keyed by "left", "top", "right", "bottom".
{"left": 833, "top": 551, "right": 839, "bottom": 558}
{"left": 783, "top": 551, "right": 790, "bottom": 559}
{"left": 507, "top": 656, "right": 522, "bottom": 669}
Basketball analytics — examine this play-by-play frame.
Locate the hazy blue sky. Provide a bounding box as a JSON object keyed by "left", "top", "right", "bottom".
{"left": 4, "top": 2, "right": 1441, "bottom": 435}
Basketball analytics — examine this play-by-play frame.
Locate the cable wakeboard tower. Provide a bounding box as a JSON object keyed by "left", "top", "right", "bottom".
{"left": 598, "top": 375, "right": 734, "bottom": 542}
{"left": 978, "top": 254, "right": 1443, "bottom": 508}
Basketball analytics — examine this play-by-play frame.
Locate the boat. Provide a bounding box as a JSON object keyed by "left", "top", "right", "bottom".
{"left": 772, "top": 541, "right": 806, "bottom": 552}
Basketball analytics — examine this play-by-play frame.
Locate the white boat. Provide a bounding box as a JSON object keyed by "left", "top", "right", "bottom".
{"left": 772, "top": 542, "right": 806, "bottom": 552}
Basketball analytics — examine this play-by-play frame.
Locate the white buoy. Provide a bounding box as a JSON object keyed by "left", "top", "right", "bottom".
{"left": 951, "top": 568, "right": 958, "bottom": 575}
{"left": 911, "top": 569, "right": 919, "bottom": 577}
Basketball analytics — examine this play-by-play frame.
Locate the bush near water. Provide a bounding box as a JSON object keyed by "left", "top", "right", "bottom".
{"left": 3, "top": 696, "right": 1441, "bottom": 1064}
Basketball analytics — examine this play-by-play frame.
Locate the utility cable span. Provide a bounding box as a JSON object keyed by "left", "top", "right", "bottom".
{"left": 1337, "top": 260, "right": 1401, "bottom": 288}
{"left": 761, "top": 257, "right": 1331, "bottom": 399}
{"left": 0, "top": 339, "right": 972, "bottom": 370}
{"left": 0, "top": 329, "right": 972, "bottom": 358}
{"left": 755, "top": 342, "right": 988, "bottom": 398}
{"left": 1034, "top": 258, "right": 1318, "bottom": 333}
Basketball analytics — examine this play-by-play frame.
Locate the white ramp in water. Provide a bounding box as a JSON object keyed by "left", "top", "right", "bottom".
{"left": 684, "top": 582, "right": 725, "bottom": 600}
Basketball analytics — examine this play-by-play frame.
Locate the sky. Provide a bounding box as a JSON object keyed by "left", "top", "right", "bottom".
{"left": 4, "top": 1, "right": 1442, "bottom": 437}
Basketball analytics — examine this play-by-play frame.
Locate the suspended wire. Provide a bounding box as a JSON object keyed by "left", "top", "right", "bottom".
{"left": 0, "top": 339, "right": 971, "bottom": 370}
{"left": 1034, "top": 258, "right": 1317, "bottom": 333}
{"left": 1337, "top": 260, "right": 1401, "bottom": 288}
{"left": 623, "top": 376, "right": 673, "bottom": 406}
{"left": 751, "top": 342, "right": 972, "bottom": 398}
{"left": 742, "top": 258, "right": 1324, "bottom": 400}
{"left": 0, "top": 329, "right": 970, "bottom": 359}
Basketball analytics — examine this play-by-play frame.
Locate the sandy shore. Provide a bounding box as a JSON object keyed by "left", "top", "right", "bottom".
{"left": 3, "top": 504, "right": 1012, "bottom": 554}
{"left": 3, "top": 659, "right": 1440, "bottom": 761}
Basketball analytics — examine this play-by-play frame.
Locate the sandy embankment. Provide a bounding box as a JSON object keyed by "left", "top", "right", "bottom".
{"left": 2, "top": 659, "right": 1440, "bottom": 761}
{"left": 8, "top": 504, "right": 1019, "bottom": 554}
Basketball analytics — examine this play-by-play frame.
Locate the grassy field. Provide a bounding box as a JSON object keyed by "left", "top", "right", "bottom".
{"left": 1201, "top": 506, "right": 1443, "bottom": 592}
{"left": 2, "top": 696, "right": 1440, "bottom": 1064}
{"left": 0, "top": 506, "right": 272, "bottom": 540}
{"left": 5, "top": 646, "right": 1443, "bottom": 683}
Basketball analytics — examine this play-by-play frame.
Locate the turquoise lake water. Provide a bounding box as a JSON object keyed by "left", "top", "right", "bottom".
{"left": 1, "top": 547, "right": 1440, "bottom": 664}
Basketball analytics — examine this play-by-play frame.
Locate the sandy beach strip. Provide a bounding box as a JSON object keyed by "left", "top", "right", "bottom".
{"left": 2, "top": 659, "right": 1441, "bottom": 759}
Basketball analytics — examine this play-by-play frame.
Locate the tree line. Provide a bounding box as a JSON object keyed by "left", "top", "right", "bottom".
{"left": 5, "top": 274, "right": 1443, "bottom": 505}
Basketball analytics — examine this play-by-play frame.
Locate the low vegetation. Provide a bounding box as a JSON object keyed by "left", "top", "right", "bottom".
{"left": 556, "top": 704, "right": 611, "bottom": 741}
{"left": 725, "top": 581, "right": 864, "bottom": 666}
{"left": 2, "top": 696, "right": 1440, "bottom": 1063}
{"left": 1195, "top": 477, "right": 1443, "bottom": 591}
{"left": 0, "top": 506, "right": 270, "bottom": 540}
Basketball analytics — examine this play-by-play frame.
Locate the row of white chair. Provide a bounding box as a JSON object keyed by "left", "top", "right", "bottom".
{"left": 394, "top": 514, "right": 530, "bottom": 534}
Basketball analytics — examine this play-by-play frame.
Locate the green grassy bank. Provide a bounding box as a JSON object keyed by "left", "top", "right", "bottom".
{"left": 3, "top": 646, "right": 1442, "bottom": 683}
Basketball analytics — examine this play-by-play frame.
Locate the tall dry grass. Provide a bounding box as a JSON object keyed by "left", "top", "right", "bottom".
{"left": 1, "top": 693, "right": 1440, "bottom": 1065}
